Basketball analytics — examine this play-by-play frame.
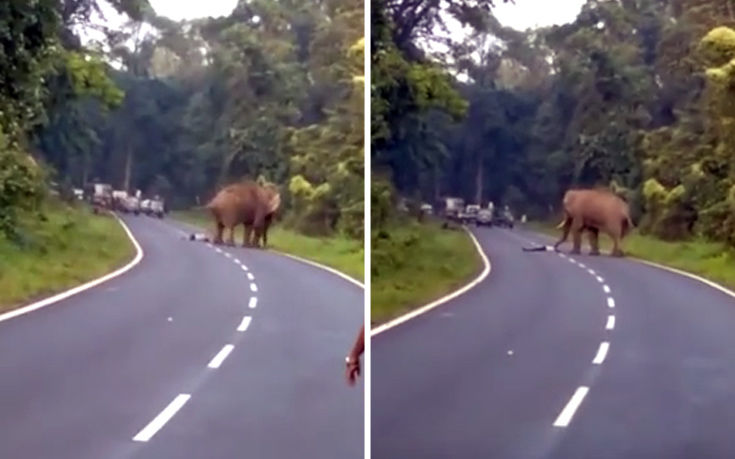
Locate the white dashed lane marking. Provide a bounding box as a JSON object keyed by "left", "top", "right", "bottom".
{"left": 208, "top": 344, "right": 235, "bottom": 369}
{"left": 237, "top": 316, "right": 252, "bottom": 332}
{"left": 553, "top": 387, "right": 589, "bottom": 428}
{"left": 249, "top": 297, "right": 257, "bottom": 309}
{"left": 551, "top": 248, "right": 616, "bottom": 428}
{"left": 247, "top": 272, "right": 254, "bottom": 281}
{"left": 592, "top": 342, "right": 610, "bottom": 364}
{"left": 250, "top": 283, "right": 258, "bottom": 292}
{"left": 133, "top": 394, "right": 191, "bottom": 442}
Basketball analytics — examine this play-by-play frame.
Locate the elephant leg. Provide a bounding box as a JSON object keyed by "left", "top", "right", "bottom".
{"left": 611, "top": 234, "right": 624, "bottom": 257}
{"left": 553, "top": 217, "right": 572, "bottom": 250}
{"left": 227, "top": 225, "right": 236, "bottom": 246}
{"left": 588, "top": 228, "right": 600, "bottom": 256}
{"left": 243, "top": 224, "right": 253, "bottom": 247}
{"left": 570, "top": 219, "right": 583, "bottom": 254}
{"left": 213, "top": 222, "right": 224, "bottom": 245}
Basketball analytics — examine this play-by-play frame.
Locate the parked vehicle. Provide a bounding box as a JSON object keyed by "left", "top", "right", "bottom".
{"left": 443, "top": 197, "right": 465, "bottom": 221}
{"left": 459, "top": 204, "right": 480, "bottom": 224}
{"left": 91, "top": 183, "right": 113, "bottom": 214}
{"left": 493, "top": 206, "right": 515, "bottom": 228}
{"left": 476, "top": 209, "right": 493, "bottom": 227}
{"left": 140, "top": 199, "right": 152, "bottom": 215}
{"left": 123, "top": 196, "right": 141, "bottom": 215}
{"left": 420, "top": 203, "right": 433, "bottom": 215}
{"left": 150, "top": 198, "right": 165, "bottom": 218}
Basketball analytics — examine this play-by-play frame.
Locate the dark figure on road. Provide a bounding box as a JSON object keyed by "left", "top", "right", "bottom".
{"left": 346, "top": 324, "right": 364, "bottom": 386}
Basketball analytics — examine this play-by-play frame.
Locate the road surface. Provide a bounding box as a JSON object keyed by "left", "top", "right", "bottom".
{"left": 372, "top": 226, "right": 735, "bottom": 459}
{"left": 0, "top": 215, "right": 363, "bottom": 459}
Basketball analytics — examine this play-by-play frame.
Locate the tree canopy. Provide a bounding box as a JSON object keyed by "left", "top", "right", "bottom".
{"left": 373, "top": 0, "right": 735, "bottom": 247}
{"left": 1, "top": 0, "right": 363, "bottom": 240}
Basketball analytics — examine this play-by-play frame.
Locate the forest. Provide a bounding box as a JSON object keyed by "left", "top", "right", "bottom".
{"left": 372, "top": 0, "right": 735, "bottom": 246}
{"left": 1, "top": 0, "right": 363, "bottom": 240}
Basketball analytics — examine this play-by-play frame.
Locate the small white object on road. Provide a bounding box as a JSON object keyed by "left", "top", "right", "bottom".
{"left": 237, "top": 316, "right": 252, "bottom": 332}
{"left": 592, "top": 341, "right": 610, "bottom": 364}
{"left": 606, "top": 315, "right": 615, "bottom": 330}
{"left": 250, "top": 283, "right": 258, "bottom": 292}
{"left": 607, "top": 297, "right": 615, "bottom": 308}
{"left": 248, "top": 297, "right": 258, "bottom": 309}
{"left": 132, "top": 393, "right": 191, "bottom": 442}
{"left": 208, "top": 344, "right": 235, "bottom": 369}
{"left": 553, "top": 386, "right": 589, "bottom": 427}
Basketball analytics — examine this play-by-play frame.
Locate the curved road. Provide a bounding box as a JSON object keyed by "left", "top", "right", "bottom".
{"left": 0, "top": 215, "right": 363, "bottom": 459}
{"left": 372, "top": 226, "right": 735, "bottom": 459}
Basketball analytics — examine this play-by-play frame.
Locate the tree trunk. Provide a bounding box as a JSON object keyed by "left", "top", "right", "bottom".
{"left": 123, "top": 147, "right": 133, "bottom": 191}
{"left": 475, "top": 157, "right": 483, "bottom": 205}
{"left": 728, "top": 0, "right": 735, "bottom": 22}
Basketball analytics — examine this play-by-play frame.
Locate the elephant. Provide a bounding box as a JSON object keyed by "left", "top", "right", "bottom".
{"left": 206, "top": 181, "right": 280, "bottom": 248}
{"left": 553, "top": 188, "right": 633, "bottom": 257}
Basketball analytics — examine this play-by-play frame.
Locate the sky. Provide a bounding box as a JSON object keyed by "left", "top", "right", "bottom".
{"left": 492, "top": 0, "right": 587, "bottom": 31}
{"left": 147, "top": 0, "right": 238, "bottom": 22}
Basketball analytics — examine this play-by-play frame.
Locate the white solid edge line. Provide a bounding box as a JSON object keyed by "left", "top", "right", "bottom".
{"left": 248, "top": 297, "right": 257, "bottom": 309}
{"left": 372, "top": 229, "right": 491, "bottom": 337}
{"left": 250, "top": 283, "right": 258, "bottom": 292}
{"left": 269, "top": 249, "right": 364, "bottom": 289}
{"left": 603, "top": 285, "right": 611, "bottom": 294}
{"left": 553, "top": 386, "right": 589, "bottom": 427}
{"left": 633, "top": 258, "right": 735, "bottom": 300}
{"left": 247, "top": 272, "right": 254, "bottom": 280}
{"left": 0, "top": 214, "right": 143, "bottom": 324}
{"left": 132, "top": 393, "right": 191, "bottom": 442}
{"left": 208, "top": 344, "right": 235, "bottom": 369}
{"left": 237, "top": 316, "right": 252, "bottom": 332}
{"left": 607, "top": 297, "right": 615, "bottom": 308}
{"left": 606, "top": 315, "right": 615, "bottom": 330}
{"left": 592, "top": 341, "right": 610, "bottom": 364}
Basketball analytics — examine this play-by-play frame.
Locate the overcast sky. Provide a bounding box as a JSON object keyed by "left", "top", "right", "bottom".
{"left": 148, "top": 0, "right": 238, "bottom": 21}
{"left": 492, "top": 0, "right": 586, "bottom": 31}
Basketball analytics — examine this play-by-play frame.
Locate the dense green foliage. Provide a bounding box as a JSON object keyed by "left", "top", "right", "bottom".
{"left": 372, "top": 0, "right": 735, "bottom": 247}
{"left": 3, "top": 0, "right": 363, "bottom": 240}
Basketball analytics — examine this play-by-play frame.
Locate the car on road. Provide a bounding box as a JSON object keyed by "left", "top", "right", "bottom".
{"left": 493, "top": 207, "right": 515, "bottom": 228}
{"left": 149, "top": 198, "right": 165, "bottom": 218}
{"left": 476, "top": 209, "right": 493, "bottom": 226}
{"left": 459, "top": 204, "right": 480, "bottom": 224}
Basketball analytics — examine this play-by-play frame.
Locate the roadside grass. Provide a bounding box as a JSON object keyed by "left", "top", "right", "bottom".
{"left": 529, "top": 222, "right": 735, "bottom": 290}
{"left": 0, "top": 202, "right": 134, "bottom": 312}
{"left": 371, "top": 218, "right": 482, "bottom": 325}
{"left": 174, "top": 210, "right": 364, "bottom": 282}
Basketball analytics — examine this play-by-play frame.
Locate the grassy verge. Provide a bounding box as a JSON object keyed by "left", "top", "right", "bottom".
{"left": 529, "top": 221, "right": 735, "bottom": 290}
{"left": 0, "top": 202, "right": 134, "bottom": 312}
{"left": 173, "top": 210, "right": 364, "bottom": 282}
{"left": 371, "top": 219, "right": 482, "bottom": 325}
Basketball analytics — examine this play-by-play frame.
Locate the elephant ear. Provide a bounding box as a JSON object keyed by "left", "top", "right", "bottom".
{"left": 267, "top": 191, "right": 281, "bottom": 214}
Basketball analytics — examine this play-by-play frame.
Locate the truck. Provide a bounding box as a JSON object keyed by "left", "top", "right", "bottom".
{"left": 442, "top": 197, "right": 465, "bottom": 221}
{"left": 149, "top": 197, "right": 165, "bottom": 219}
{"left": 90, "top": 183, "right": 113, "bottom": 214}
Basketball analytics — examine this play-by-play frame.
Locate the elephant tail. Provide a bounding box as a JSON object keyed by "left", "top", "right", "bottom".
{"left": 622, "top": 215, "right": 634, "bottom": 238}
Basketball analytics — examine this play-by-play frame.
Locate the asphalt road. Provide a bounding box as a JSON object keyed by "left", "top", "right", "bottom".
{"left": 0, "top": 214, "right": 363, "bottom": 459}
{"left": 372, "top": 225, "right": 735, "bottom": 459}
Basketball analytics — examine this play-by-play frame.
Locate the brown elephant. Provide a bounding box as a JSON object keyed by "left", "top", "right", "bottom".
{"left": 206, "top": 181, "right": 280, "bottom": 248}
{"left": 553, "top": 188, "right": 633, "bottom": 257}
